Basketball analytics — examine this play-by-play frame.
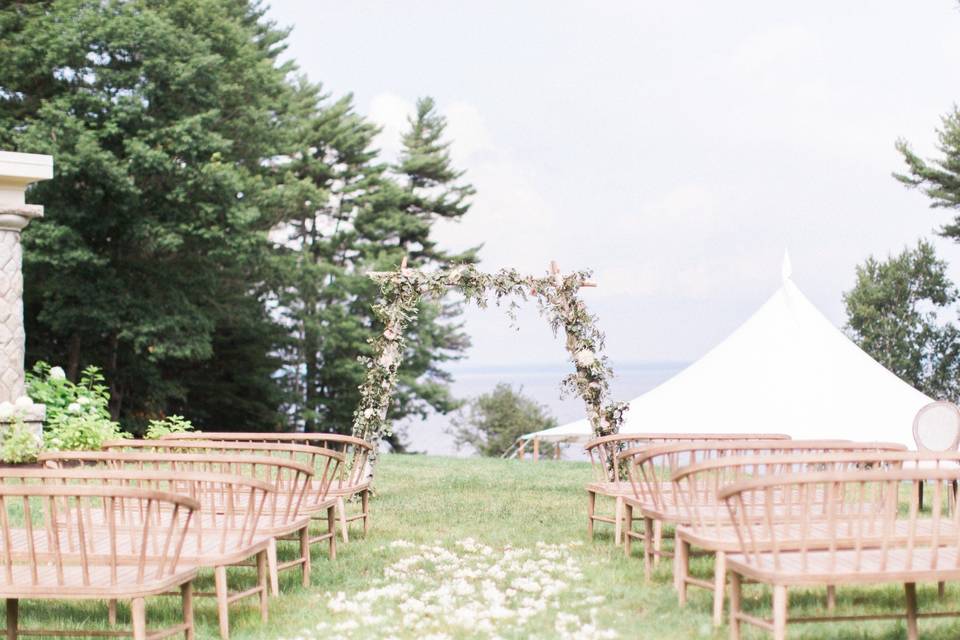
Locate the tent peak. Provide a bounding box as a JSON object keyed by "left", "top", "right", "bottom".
{"left": 781, "top": 249, "right": 793, "bottom": 282}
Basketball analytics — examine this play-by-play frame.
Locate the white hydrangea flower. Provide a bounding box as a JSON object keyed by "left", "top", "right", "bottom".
{"left": 67, "top": 402, "right": 82, "bottom": 413}
{"left": 48, "top": 366, "right": 66, "bottom": 380}
{"left": 0, "top": 402, "right": 13, "bottom": 419}
{"left": 14, "top": 395, "right": 33, "bottom": 408}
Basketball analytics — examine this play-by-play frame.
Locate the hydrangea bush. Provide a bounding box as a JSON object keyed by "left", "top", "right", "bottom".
{"left": 26, "top": 362, "right": 129, "bottom": 452}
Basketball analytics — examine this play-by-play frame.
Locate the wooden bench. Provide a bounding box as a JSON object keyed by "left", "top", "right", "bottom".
{"left": 670, "top": 451, "right": 914, "bottom": 625}
{"left": 584, "top": 433, "right": 792, "bottom": 543}
{"left": 619, "top": 440, "right": 907, "bottom": 576}
{"left": 720, "top": 468, "right": 960, "bottom": 640}
{"left": 10, "top": 466, "right": 280, "bottom": 640}
{"left": 100, "top": 440, "right": 343, "bottom": 552}
{"left": 41, "top": 450, "right": 326, "bottom": 599}
{"left": 0, "top": 482, "right": 198, "bottom": 640}
{"left": 156, "top": 432, "right": 373, "bottom": 542}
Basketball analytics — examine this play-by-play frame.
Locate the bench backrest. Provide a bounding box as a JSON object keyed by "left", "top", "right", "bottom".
{"left": 101, "top": 439, "right": 341, "bottom": 505}
{"left": 157, "top": 432, "right": 373, "bottom": 487}
{"left": 40, "top": 451, "right": 312, "bottom": 529}
{"left": 621, "top": 440, "right": 908, "bottom": 510}
{"left": 719, "top": 468, "right": 960, "bottom": 575}
{"left": 0, "top": 468, "right": 272, "bottom": 554}
{"left": 584, "top": 433, "right": 792, "bottom": 483}
{"left": 0, "top": 483, "right": 197, "bottom": 588}
{"left": 671, "top": 451, "right": 910, "bottom": 531}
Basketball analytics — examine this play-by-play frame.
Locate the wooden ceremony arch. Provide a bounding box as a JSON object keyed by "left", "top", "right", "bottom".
{"left": 351, "top": 259, "right": 628, "bottom": 476}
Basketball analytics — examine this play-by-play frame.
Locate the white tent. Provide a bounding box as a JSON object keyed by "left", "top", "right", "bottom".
{"left": 523, "top": 255, "right": 932, "bottom": 448}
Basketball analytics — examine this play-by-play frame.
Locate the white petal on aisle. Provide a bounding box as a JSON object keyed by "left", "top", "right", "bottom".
{"left": 281, "top": 539, "right": 617, "bottom": 640}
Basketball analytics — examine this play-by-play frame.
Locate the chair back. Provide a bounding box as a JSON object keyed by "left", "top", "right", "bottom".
{"left": 584, "top": 432, "right": 792, "bottom": 482}
{"left": 0, "top": 482, "right": 197, "bottom": 588}
{"left": 719, "top": 468, "right": 960, "bottom": 575}
{"left": 157, "top": 432, "right": 373, "bottom": 488}
{"left": 0, "top": 468, "right": 272, "bottom": 554}
{"left": 620, "top": 440, "right": 908, "bottom": 512}
{"left": 41, "top": 451, "right": 312, "bottom": 531}
{"left": 101, "top": 439, "right": 341, "bottom": 507}
{"left": 913, "top": 401, "right": 960, "bottom": 452}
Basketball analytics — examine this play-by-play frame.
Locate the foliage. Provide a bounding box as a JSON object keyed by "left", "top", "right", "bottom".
{"left": 145, "top": 414, "right": 196, "bottom": 440}
{"left": 274, "top": 93, "right": 475, "bottom": 445}
{"left": 1, "top": 0, "right": 291, "bottom": 430}
{"left": 843, "top": 240, "right": 960, "bottom": 400}
{"left": 0, "top": 419, "right": 40, "bottom": 464}
{"left": 353, "top": 264, "right": 627, "bottom": 475}
{"left": 896, "top": 108, "right": 960, "bottom": 238}
{"left": 26, "top": 361, "right": 129, "bottom": 450}
{"left": 448, "top": 383, "right": 557, "bottom": 457}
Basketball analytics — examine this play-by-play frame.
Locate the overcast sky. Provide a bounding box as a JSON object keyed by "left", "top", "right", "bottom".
{"left": 267, "top": 0, "right": 960, "bottom": 370}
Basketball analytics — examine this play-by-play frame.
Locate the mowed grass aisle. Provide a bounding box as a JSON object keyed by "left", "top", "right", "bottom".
{"left": 12, "top": 455, "right": 960, "bottom": 638}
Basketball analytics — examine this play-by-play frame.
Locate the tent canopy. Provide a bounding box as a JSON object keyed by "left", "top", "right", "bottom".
{"left": 523, "top": 256, "right": 932, "bottom": 448}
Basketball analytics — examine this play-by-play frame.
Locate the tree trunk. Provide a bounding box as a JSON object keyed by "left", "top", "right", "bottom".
{"left": 66, "top": 333, "right": 81, "bottom": 381}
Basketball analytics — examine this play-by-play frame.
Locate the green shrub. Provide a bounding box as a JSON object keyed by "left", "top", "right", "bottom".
{"left": 27, "top": 362, "right": 129, "bottom": 451}
{"left": 145, "top": 415, "right": 196, "bottom": 440}
{"left": 0, "top": 419, "right": 40, "bottom": 464}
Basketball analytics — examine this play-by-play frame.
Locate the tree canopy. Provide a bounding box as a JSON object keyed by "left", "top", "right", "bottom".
{"left": 0, "top": 0, "right": 474, "bottom": 440}
{"left": 843, "top": 240, "right": 960, "bottom": 400}
{"left": 448, "top": 383, "right": 557, "bottom": 457}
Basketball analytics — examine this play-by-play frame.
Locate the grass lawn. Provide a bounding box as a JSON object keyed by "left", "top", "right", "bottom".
{"left": 10, "top": 454, "right": 960, "bottom": 638}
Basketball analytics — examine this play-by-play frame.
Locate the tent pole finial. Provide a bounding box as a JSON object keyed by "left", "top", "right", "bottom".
{"left": 781, "top": 249, "right": 792, "bottom": 282}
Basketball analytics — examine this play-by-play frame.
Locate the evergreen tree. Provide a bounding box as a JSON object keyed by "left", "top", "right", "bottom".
{"left": 843, "top": 240, "right": 960, "bottom": 400}
{"left": 276, "top": 95, "right": 478, "bottom": 445}
{"left": 0, "top": 0, "right": 295, "bottom": 430}
{"left": 896, "top": 109, "right": 960, "bottom": 238}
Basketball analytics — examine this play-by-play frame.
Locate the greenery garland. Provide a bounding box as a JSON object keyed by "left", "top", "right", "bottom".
{"left": 352, "top": 263, "right": 628, "bottom": 471}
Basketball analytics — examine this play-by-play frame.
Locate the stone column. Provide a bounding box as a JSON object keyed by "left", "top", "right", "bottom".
{"left": 0, "top": 151, "right": 53, "bottom": 436}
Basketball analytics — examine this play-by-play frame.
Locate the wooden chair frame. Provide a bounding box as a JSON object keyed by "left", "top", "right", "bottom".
{"left": 583, "top": 433, "right": 792, "bottom": 544}
{"left": 156, "top": 432, "right": 373, "bottom": 542}
{"left": 100, "top": 440, "right": 343, "bottom": 553}
{"left": 41, "top": 450, "right": 327, "bottom": 605}
{"left": 0, "top": 483, "right": 198, "bottom": 640}
{"left": 670, "top": 451, "right": 917, "bottom": 626}
{"left": 720, "top": 468, "right": 960, "bottom": 640}
{"left": 618, "top": 440, "right": 907, "bottom": 578}
{"left": 10, "top": 466, "right": 276, "bottom": 640}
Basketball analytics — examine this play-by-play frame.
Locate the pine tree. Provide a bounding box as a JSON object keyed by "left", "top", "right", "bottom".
{"left": 1, "top": 0, "right": 295, "bottom": 430}
{"left": 896, "top": 109, "right": 960, "bottom": 238}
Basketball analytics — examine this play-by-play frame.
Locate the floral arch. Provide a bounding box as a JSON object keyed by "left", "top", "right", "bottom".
{"left": 351, "top": 260, "right": 627, "bottom": 471}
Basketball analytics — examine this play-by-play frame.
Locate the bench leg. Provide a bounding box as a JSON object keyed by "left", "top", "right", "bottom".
{"left": 108, "top": 599, "right": 117, "bottom": 625}
{"left": 729, "top": 573, "right": 742, "bottom": 640}
{"left": 938, "top": 581, "right": 946, "bottom": 600}
{"left": 182, "top": 582, "right": 194, "bottom": 640}
{"left": 652, "top": 519, "right": 663, "bottom": 567}
{"left": 6, "top": 598, "right": 17, "bottom": 640}
{"left": 905, "top": 582, "right": 918, "bottom": 640}
{"left": 299, "top": 525, "right": 312, "bottom": 587}
{"left": 622, "top": 502, "right": 633, "bottom": 557}
{"left": 256, "top": 551, "right": 269, "bottom": 623}
{"left": 131, "top": 597, "right": 146, "bottom": 640}
{"left": 772, "top": 585, "right": 787, "bottom": 640}
{"left": 712, "top": 551, "right": 726, "bottom": 627}
{"left": 214, "top": 565, "right": 230, "bottom": 640}
{"left": 643, "top": 517, "right": 653, "bottom": 582}
{"left": 675, "top": 539, "right": 689, "bottom": 603}
{"left": 826, "top": 585, "right": 836, "bottom": 611}
{"left": 362, "top": 489, "right": 370, "bottom": 536}
{"left": 336, "top": 497, "right": 349, "bottom": 543}
{"left": 614, "top": 497, "right": 623, "bottom": 544}
{"left": 587, "top": 491, "right": 596, "bottom": 538}
{"left": 267, "top": 537, "right": 280, "bottom": 597}
{"left": 327, "top": 504, "right": 337, "bottom": 560}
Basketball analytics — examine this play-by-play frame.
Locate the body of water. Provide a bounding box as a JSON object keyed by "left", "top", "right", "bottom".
{"left": 400, "top": 362, "right": 686, "bottom": 456}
